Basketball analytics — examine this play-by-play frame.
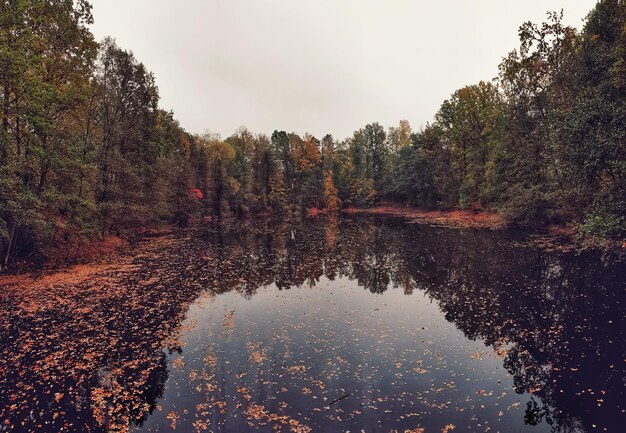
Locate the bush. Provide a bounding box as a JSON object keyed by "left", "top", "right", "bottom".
{"left": 579, "top": 209, "right": 625, "bottom": 239}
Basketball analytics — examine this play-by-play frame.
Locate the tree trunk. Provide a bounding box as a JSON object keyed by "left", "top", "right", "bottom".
{"left": 2, "top": 221, "right": 17, "bottom": 269}
{"left": 2, "top": 85, "right": 9, "bottom": 136}
{"left": 15, "top": 111, "right": 21, "bottom": 157}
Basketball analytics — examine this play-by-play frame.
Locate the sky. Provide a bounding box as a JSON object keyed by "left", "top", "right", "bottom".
{"left": 89, "top": 0, "right": 598, "bottom": 139}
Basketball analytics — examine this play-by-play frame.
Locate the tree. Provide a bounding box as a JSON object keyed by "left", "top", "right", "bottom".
{"left": 496, "top": 11, "right": 578, "bottom": 224}
{"left": 387, "top": 119, "right": 412, "bottom": 152}
{"left": 202, "top": 135, "right": 236, "bottom": 218}
{"left": 324, "top": 169, "right": 341, "bottom": 212}
{"left": 97, "top": 38, "right": 160, "bottom": 235}
{"left": 434, "top": 81, "right": 504, "bottom": 208}
{"left": 1, "top": 0, "right": 98, "bottom": 267}
{"left": 551, "top": 0, "right": 626, "bottom": 236}
{"left": 384, "top": 120, "right": 413, "bottom": 198}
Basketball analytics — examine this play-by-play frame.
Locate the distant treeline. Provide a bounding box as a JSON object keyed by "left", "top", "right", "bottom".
{"left": 1, "top": 0, "right": 625, "bottom": 267}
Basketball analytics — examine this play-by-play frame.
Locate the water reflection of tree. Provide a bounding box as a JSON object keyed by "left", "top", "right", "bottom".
{"left": 1, "top": 216, "right": 622, "bottom": 432}
{"left": 203, "top": 216, "right": 624, "bottom": 433}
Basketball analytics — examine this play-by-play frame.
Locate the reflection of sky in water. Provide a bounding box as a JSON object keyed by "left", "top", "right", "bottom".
{"left": 136, "top": 276, "right": 550, "bottom": 433}
{"left": 2, "top": 216, "right": 621, "bottom": 433}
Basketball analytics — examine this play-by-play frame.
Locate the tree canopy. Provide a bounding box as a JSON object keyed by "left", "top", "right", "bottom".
{"left": 1, "top": 0, "right": 625, "bottom": 267}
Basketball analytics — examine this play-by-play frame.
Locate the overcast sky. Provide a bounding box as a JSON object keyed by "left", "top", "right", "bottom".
{"left": 89, "top": 0, "right": 597, "bottom": 139}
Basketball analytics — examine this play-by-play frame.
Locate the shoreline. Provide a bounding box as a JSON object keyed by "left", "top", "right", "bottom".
{"left": 340, "top": 205, "right": 623, "bottom": 254}
{"left": 342, "top": 206, "right": 506, "bottom": 230}
{"left": 0, "top": 230, "right": 178, "bottom": 289}
{"left": 1, "top": 207, "right": 623, "bottom": 277}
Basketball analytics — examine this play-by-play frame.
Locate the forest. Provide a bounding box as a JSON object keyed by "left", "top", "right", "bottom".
{"left": 1, "top": 0, "right": 625, "bottom": 268}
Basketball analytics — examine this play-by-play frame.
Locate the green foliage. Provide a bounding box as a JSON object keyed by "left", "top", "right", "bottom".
{"left": 349, "top": 176, "right": 377, "bottom": 207}
{"left": 2, "top": 0, "right": 626, "bottom": 268}
{"left": 0, "top": 3, "right": 208, "bottom": 266}
{"left": 580, "top": 208, "right": 626, "bottom": 238}
{"left": 433, "top": 81, "right": 505, "bottom": 208}
{"left": 385, "top": 145, "right": 435, "bottom": 207}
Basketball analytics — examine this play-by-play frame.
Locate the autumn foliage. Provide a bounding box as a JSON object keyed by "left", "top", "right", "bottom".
{"left": 2, "top": 1, "right": 626, "bottom": 268}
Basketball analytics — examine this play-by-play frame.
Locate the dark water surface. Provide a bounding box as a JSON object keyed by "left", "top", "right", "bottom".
{"left": 0, "top": 216, "right": 624, "bottom": 433}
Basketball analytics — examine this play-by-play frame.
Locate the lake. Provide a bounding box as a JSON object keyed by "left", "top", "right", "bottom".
{"left": 0, "top": 215, "right": 623, "bottom": 433}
